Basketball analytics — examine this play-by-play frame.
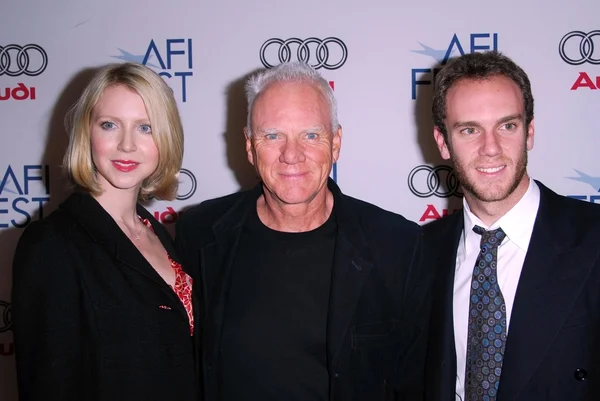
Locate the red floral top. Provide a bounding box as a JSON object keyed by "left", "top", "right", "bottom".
{"left": 141, "top": 217, "right": 194, "bottom": 336}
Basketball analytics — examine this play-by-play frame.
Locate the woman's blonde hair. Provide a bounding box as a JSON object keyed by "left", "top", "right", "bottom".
{"left": 63, "top": 62, "right": 184, "bottom": 200}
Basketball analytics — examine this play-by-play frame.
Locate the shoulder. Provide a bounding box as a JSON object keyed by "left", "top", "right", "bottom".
{"left": 12, "top": 208, "right": 81, "bottom": 286}
{"left": 538, "top": 183, "right": 600, "bottom": 240}
{"left": 16, "top": 207, "right": 76, "bottom": 251}
{"left": 179, "top": 191, "right": 246, "bottom": 225}
{"left": 538, "top": 181, "right": 600, "bottom": 223}
{"left": 340, "top": 194, "right": 421, "bottom": 238}
{"left": 176, "top": 190, "right": 249, "bottom": 238}
{"left": 543, "top": 184, "right": 600, "bottom": 219}
{"left": 422, "top": 211, "right": 462, "bottom": 236}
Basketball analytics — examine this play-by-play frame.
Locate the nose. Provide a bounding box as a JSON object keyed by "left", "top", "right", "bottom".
{"left": 279, "top": 138, "right": 305, "bottom": 165}
{"left": 117, "top": 128, "right": 137, "bottom": 153}
{"left": 479, "top": 130, "right": 501, "bottom": 157}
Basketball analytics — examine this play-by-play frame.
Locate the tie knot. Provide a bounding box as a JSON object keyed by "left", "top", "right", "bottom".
{"left": 473, "top": 225, "right": 506, "bottom": 247}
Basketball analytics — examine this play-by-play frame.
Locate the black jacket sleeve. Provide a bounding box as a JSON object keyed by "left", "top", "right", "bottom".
{"left": 12, "top": 220, "right": 94, "bottom": 401}
{"left": 394, "top": 233, "right": 431, "bottom": 401}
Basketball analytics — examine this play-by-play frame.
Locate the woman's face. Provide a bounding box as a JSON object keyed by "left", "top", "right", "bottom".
{"left": 90, "top": 84, "right": 159, "bottom": 195}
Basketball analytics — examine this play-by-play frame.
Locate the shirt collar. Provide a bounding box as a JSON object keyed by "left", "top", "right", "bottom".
{"left": 462, "top": 177, "right": 540, "bottom": 252}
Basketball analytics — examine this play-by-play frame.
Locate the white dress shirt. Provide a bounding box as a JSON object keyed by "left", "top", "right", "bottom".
{"left": 454, "top": 178, "right": 540, "bottom": 401}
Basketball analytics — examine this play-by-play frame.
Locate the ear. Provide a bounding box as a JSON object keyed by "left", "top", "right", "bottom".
{"left": 244, "top": 127, "right": 255, "bottom": 166}
{"left": 526, "top": 118, "right": 534, "bottom": 151}
{"left": 332, "top": 125, "right": 343, "bottom": 163}
{"left": 433, "top": 126, "right": 451, "bottom": 160}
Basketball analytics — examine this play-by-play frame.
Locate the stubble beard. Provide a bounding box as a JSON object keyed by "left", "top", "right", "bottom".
{"left": 451, "top": 145, "right": 528, "bottom": 203}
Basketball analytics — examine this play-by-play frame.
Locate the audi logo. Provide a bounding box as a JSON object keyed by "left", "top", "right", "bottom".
{"left": 0, "top": 44, "right": 48, "bottom": 77}
{"left": 0, "top": 301, "right": 11, "bottom": 333}
{"left": 177, "top": 168, "right": 197, "bottom": 201}
{"left": 559, "top": 30, "right": 600, "bottom": 65}
{"left": 408, "top": 165, "right": 463, "bottom": 198}
{"left": 259, "top": 37, "right": 348, "bottom": 70}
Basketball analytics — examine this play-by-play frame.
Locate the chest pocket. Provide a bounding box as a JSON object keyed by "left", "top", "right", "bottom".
{"left": 351, "top": 319, "right": 419, "bottom": 350}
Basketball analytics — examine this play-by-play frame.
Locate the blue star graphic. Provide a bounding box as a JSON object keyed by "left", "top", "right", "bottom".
{"left": 0, "top": 177, "right": 18, "bottom": 195}
{"left": 567, "top": 169, "right": 600, "bottom": 192}
{"left": 411, "top": 42, "right": 451, "bottom": 65}
{"left": 110, "top": 49, "right": 159, "bottom": 69}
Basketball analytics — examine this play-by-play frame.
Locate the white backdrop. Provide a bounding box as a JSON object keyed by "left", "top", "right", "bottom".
{"left": 1, "top": 0, "right": 599, "bottom": 398}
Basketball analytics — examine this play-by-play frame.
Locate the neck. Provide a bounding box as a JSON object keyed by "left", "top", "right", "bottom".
{"left": 257, "top": 187, "right": 334, "bottom": 232}
{"left": 465, "top": 175, "right": 530, "bottom": 227}
{"left": 92, "top": 187, "right": 140, "bottom": 227}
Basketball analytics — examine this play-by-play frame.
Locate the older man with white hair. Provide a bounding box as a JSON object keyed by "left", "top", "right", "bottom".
{"left": 176, "top": 62, "right": 430, "bottom": 401}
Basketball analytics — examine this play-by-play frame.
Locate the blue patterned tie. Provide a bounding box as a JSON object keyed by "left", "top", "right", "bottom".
{"left": 465, "top": 226, "right": 507, "bottom": 401}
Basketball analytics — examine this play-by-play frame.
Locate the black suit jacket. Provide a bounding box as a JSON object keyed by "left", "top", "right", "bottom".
{"left": 12, "top": 192, "right": 200, "bottom": 401}
{"left": 175, "top": 178, "right": 431, "bottom": 401}
{"left": 424, "top": 181, "right": 600, "bottom": 401}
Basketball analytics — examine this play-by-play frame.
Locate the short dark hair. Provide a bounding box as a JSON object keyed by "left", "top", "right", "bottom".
{"left": 432, "top": 51, "right": 534, "bottom": 139}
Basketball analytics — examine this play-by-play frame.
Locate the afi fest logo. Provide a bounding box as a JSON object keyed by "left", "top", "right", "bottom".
{"left": 559, "top": 30, "right": 600, "bottom": 90}
{"left": 0, "top": 44, "right": 47, "bottom": 101}
{"left": 112, "top": 39, "right": 193, "bottom": 102}
{"left": 0, "top": 164, "right": 51, "bottom": 229}
{"left": 259, "top": 37, "right": 346, "bottom": 182}
{"left": 410, "top": 33, "right": 499, "bottom": 99}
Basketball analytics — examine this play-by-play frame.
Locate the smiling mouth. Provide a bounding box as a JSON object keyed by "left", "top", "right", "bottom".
{"left": 280, "top": 172, "right": 308, "bottom": 178}
{"left": 112, "top": 160, "right": 139, "bottom": 171}
{"left": 477, "top": 166, "right": 505, "bottom": 174}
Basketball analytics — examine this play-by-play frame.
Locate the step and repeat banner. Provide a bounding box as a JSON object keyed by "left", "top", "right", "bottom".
{"left": 1, "top": 0, "right": 598, "bottom": 398}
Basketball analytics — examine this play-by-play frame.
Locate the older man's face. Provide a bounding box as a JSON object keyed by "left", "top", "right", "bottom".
{"left": 245, "top": 81, "right": 341, "bottom": 207}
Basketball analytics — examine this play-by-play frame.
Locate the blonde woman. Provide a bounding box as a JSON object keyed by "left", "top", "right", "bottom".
{"left": 12, "top": 63, "right": 198, "bottom": 401}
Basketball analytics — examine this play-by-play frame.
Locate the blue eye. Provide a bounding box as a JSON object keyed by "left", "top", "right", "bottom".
{"left": 306, "top": 133, "right": 318, "bottom": 139}
{"left": 266, "top": 133, "right": 278, "bottom": 140}
{"left": 462, "top": 127, "right": 476, "bottom": 135}
{"left": 100, "top": 121, "right": 116, "bottom": 130}
{"left": 139, "top": 124, "right": 152, "bottom": 134}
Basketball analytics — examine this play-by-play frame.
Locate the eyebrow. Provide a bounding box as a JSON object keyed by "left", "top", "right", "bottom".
{"left": 92, "top": 115, "right": 150, "bottom": 123}
{"left": 452, "top": 114, "right": 523, "bottom": 129}
{"left": 302, "top": 125, "right": 327, "bottom": 133}
{"left": 256, "top": 128, "right": 279, "bottom": 135}
{"left": 256, "top": 126, "right": 327, "bottom": 135}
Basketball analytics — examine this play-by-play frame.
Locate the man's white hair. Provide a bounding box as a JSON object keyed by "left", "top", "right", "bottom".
{"left": 244, "top": 61, "right": 339, "bottom": 136}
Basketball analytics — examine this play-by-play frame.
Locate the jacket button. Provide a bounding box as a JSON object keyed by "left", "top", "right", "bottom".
{"left": 334, "top": 372, "right": 339, "bottom": 378}
{"left": 574, "top": 369, "right": 587, "bottom": 381}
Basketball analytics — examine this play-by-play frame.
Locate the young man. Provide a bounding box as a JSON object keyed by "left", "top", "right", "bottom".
{"left": 425, "top": 51, "right": 600, "bottom": 401}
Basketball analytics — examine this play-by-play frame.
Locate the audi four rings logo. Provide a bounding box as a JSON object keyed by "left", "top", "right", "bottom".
{"left": 408, "top": 165, "right": 463, "bottom": 198}
{"left": 0, "top": 44, "right": 48, "bottom": 76}
{"left": 177, "top": 168, "right": 197, "bottom": 201}
{"left": 0, "top": 301, "right": 11, "bottom": 333}
{"left": 559, "top": 30, "right": 600, "bottom": 65}
{"left": 259, "top": 37, "right": 348, "bottom": 70}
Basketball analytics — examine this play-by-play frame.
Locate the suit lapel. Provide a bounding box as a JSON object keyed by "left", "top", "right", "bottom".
{"left": 498, "top": 182, "right": 600, "bottom": 401}
{"left": 60, "top": 193, "right": 169, "bottom": 286}
{"left": 59, "top": 192, "right": 188, "bottom": 319}
{"left": 198, "top": 186, "right": 260, "bottom": 362}
{"left": 326, "top": 230, "right": 373, "bottom": 370}
{"left": 425, "top": 212, "right": 463, "bottom": 401}
{"left": 325, "top": 179, "right": 374, "bottom": 371}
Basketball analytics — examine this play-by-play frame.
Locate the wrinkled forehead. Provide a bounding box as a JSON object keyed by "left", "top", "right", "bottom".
{"left": 251, "top": 81, "right": 332, "bottom": 127}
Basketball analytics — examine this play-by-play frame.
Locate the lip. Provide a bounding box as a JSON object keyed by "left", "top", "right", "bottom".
{"left": 476, "top": 165, "right": 506, "bottom": 174}
{"left": 279, "top": 172, "right": 309, "bottom": 180}
{"left": 112, "top": 160, "right": 139, "bottom": 172}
